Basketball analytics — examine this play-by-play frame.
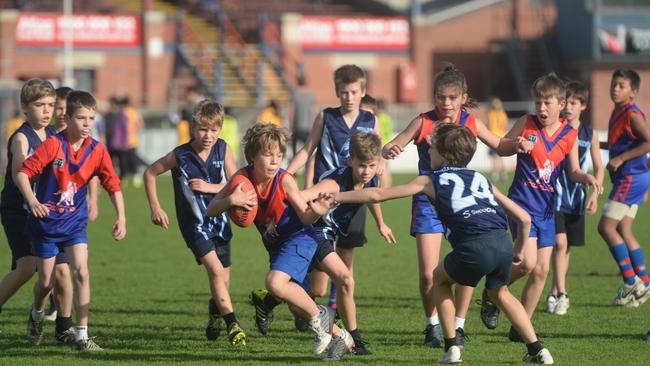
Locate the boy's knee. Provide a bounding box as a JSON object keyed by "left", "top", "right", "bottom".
{"left": 336, "top": 273, "right": 355, "bottom": 293}
{"left": 419, "top": 271, "right": 434, "bottom": 285}
{"left": 73, "top": 267, "right": 89, "bottom": 284}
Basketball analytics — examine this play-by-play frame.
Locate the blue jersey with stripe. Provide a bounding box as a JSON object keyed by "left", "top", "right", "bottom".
{"left": 508, "top": 115, "right": 577, "bottom": 218}
{"left": 555, "top": 123, "right": 593, "bottom": 214}
{"left": 171, "top": 139, "right": 232, "bottom": 243}
{"left": 430, "top": 167, "right": 507, "bottom": 245}
{"left": 607, "top": 102, "right": 648, "bottom": 181}
{"left": 1, "top": 122, "right": 57, "bottom": 214}
{"left": 313, "top": 108, "right": 375, "bottom": 184}
{"left": 314, "top": 167, "right": 378, "bottom": 242}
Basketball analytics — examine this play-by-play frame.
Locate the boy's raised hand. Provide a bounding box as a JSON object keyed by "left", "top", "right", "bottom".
{"left": 378, "top": 223, "right": 396, "bottom": 244}
{"left": 112, "top": 218, "right": 126, "bottom": 240}
{"left": 29, "top": 200, "right": 49, "bottom": 218}
{"left": 151, "top": 207, "right": 169, "bottom": 229}
{"left": 229, "top": 183, "right": 257, "bottom": 211}
{"left": 382, "top": 144, "right": 403, "bottom": 160}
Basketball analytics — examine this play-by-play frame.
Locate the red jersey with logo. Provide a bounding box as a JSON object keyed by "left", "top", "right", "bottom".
{"left": 507, "top": 115, "right": 577, "bottom": 218}
{"left": 241, "top": 166, "right": 314, "bottom": 250}
{"left": 607, "top": 102, "right": 648, "bottom": 181}
{"left": 20, "top": 132, "right": 120, "bottom": 242}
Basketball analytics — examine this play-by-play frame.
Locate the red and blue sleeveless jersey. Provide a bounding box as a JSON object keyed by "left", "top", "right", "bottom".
{"left": 314, "top": 108, "right": 375, "bottom": 184}
{"left": 242, "top": 166, "right": 314, "bottom": 250}
{"left": 171, "top": 139, "right": 232, "bottom": 244}
{"left": 19, "top": 132, "right": 120, "bottom": 242}
{"left": 555, "top": 123, "right": 593, "bottom": 215}
{"left": 414, "top": 109, "right": 478, "bottom": 176}
{"left": 508, "top": 115, "right": 577, "bottom": 218}
{"left": 313, "top": 166, "right": 378, "bottom": 242}
{"left": 607, "top": 102, "right": 648, "bottom": 181}
{"left": 430, "top": 167, "right": 507, "bottom": 245}
{"left": 1, "top": 122, "right": 57, "bottom": 214}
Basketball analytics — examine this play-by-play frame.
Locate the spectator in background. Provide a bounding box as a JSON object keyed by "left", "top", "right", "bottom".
{"left": 106, "top": 96, "right": 129, "bottom": 177}
{"left": 289, "top": 75, "right": 316, "bottom": 156}
{"left": 221, "top": 106, "right": 240, "bottom": 164}
{"left": 487, "top": 97, "right": 509, "bottom": 182}
{"left": 257, "top": 99, "right": 282, "bottom": 127}
{"left": 376, "top": 99, "right": 393, "bottom": 147}
{"left": 121, "top": 97, "right": 145, "bottom": 188}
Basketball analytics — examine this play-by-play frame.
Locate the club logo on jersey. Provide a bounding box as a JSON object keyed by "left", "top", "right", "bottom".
{"left": 538, "top": 159, "right": 555, "bottom": 184}
{"left": 53, "top": 158, "right": 64, "bottom": 169}
{"left": 56, "top": 181, "right": 77, "bottom": 206}
{"left": 527, "top": 134, "right": 539, "bottom": 145}
{"left": 262, "top": 217, "right": 279, "bottom": 242}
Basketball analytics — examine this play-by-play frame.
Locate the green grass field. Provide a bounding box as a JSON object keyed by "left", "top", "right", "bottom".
{"left": 1, "top": 173, "right": 650, "bottom": 365}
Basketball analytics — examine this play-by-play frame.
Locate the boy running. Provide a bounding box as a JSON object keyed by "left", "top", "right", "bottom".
{"left": 143, "top": 100, "right": 246, "bottom": 345}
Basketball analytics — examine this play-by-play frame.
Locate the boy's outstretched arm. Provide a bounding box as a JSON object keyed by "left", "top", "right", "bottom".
{"left": 334, "top": 175, "right": 432, "bottom": 204}
{"left": 287, "top": 111, "right": 324, "bottom": 175}
{"left": 367, "top": 203, "right": 396, "bottom": 244}
{"left": 109, "top": 191, "right": 126, "bottom": 240}
{"left": 300, "top": 178, "right": 340, "bottom": 201}
{"left": 493, "top": 116, "right": 531, "bottom": 156}
{"left": 381, "top": 115, "right": 422, "bottom": 160}
{"left": 143, "top": 152, "right": 177, "bottom": 229}
{"left": 586, "top": 132, "right": 606, "bottom": 214}
{"left": 283, "top": 173, "right": 329, "bottom": 223}
{"left": 492, "top": 187, "right": 530, "bottom": 264}
{"left": 606, "top": 112, "right": 650, "bottom": 173}
{"left": 475, "top": 118, "right": 532, "bottom": 156}
{"left": 567, "top": 141, "right": 603, "bottom": 195}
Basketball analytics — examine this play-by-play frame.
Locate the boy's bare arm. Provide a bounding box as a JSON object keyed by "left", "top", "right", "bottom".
{"left": 567, "top": 140, "right": 603, "bottom": 194}
{"left": 493, "top": 187, "right": 530, "bottom": 261}
{"left": 283, "top": 173, "right": 324, "bottom": 223}
{"left": 88, "top": 177, "right": 99, "bottom": 221}
{"left": 382, "top": 115, "right": 422, "bottom": 160}
{"left": 224, "top": 145, "right": 238, "bottom": 178}
{"left": 9, "top": 133, "right": 29, "bottom": 183}
{"left": 287, "top": 111, "right": 324, "bottom": 174}
{"left": 15, "top": 171, "right": 48, "bottom": 218}
{"left": 494, "top": 116, "right": 530, "bottom": 156}
{"left": 301, "top": 179, "right": 339, "bottom": 201}
{"left": 109, "top": 191, "right": 126, "bottom": 240}
{"left": 367, "top": 203, "right": 396, "bottom": 244}
{"left": 143, "top": 152, "right": 177, "bottom": 229}
{"left": 334, "top": 175, "right": 431, "bottom": 204}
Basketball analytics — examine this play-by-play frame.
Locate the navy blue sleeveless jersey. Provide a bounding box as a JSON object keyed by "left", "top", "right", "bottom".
{"left": 1, "top": 122, "right": 57, "bottom": 214}
{"left": 313, "top": 108, "right": 375, "bottom": 184}
{"left": 430, "top": 167, "right": 507, "bottom": 245}
{"left": 171, "top": 139, "right": 232, "bottom": 244}
{"left": 314, "top": 167, "right": 378, "bottom": 242}
{"left": 555, "top": 123, "right": 593, "bottom": 215}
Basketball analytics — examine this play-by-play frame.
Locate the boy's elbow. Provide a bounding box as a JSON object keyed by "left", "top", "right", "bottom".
{"left": 369, "top": 190, "right": 383, "bottom": 203}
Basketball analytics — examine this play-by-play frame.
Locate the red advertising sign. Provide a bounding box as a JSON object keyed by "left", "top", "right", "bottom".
{"left": 299, "top": 16, "right": 409, "bottom": 51}
{"left": 15, "top": 13, "right": 140, "bottom": 47}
